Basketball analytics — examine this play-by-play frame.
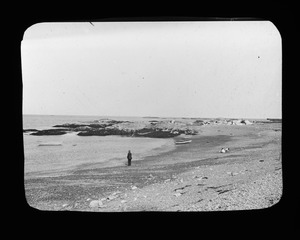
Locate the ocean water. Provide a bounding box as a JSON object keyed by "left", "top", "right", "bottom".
{"left": 23, "top": 115, "right": 176, "bottom": 176}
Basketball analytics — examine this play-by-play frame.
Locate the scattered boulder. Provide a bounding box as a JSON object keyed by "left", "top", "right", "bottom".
{"left": 107, "top": 195, "right": 118, "bottom": 201}
{"left": 174, "top": 192, "right": 182, "bottom": 197}
{"left": 107, "top": 191, "right": 122, "bottom": 201}
{"left": 89, "top": 200, "right": 104, "bottom": 208}
{"left": 193, "top": 119, "right": 204, "bottom": 125}
{"left": 244, "top": 120, "right": 253, "bottom": 125}
{"left": 220, "top": 148, "right": 230, "bottom": 153}
{"left": 230, "top": 119, "right": 252, "bottom": 125}
{"left": 233, "top": 120, "right": 244, "bottom": 125}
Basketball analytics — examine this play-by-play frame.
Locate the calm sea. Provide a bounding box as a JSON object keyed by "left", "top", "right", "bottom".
{"left": 23, "top": 114, "right": 175, "bottom": 177}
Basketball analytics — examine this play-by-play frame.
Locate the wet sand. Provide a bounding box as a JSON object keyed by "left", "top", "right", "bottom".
{"left": 24, "top": 123, "right": 282, "bottom": 211}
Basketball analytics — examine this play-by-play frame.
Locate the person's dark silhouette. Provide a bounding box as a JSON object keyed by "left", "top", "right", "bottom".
{"left": 127, "top": 150, "right": 132, "bottom": 166}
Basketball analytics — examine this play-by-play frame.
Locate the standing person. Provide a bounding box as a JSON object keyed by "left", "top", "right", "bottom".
{"left": 127, "top": 150, "right": 132, "bottom": 166}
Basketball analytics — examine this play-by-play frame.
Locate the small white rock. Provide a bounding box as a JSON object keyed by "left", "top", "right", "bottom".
{"left": 174, "top": 193, "right": 182, "bottom": 197}
{"left": 89, "top": 200, "right": 101, "bottom": 208}
{"left": 108, "top": 195, "right": 117, "bottom": 200}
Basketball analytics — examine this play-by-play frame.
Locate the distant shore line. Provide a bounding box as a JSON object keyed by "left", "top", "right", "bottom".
{"left": 23, "top": 117, "right": 281, "bottom": 137}
{"left": 23, "top": 114, "right": 281, "bottom": 120}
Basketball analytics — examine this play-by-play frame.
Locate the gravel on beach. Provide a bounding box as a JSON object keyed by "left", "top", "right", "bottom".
{"left": 25, "top": 123, "right": 282, "bottom": 212}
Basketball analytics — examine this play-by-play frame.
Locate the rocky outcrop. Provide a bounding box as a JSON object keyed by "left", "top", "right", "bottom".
{"left": 77, "top": 128, "right": 134, "bottom": 137}
{"left": 134, "top": 128, "right": 181, "bottom": 138}
{"left": 266, "top": 118, "right": 282, "bottom": 123}
{"left": 77, "top": 127, "right": 183, "bottom": 138}
{"left": 26, "top": 118, "right": 254, "bottom": 138}
{"left": 28, "top": 119, "right": 198, "bottom": 138}
{"left": 30, "top": 129, "right": 69, "bottom": 135}
{"left": 196, "top": 118, "right": 254, "bottom": 126}
{"left": 193, "top": 120, "right": 205, "bottom": 126}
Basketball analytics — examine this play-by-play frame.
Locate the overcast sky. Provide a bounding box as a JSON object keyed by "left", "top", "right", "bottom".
{"left": 21, "top": 21, "right": 281, "bottom": 118}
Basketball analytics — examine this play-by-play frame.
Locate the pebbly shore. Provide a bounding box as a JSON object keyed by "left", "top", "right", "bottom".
{"left": 24, "top": 120, "right": 282, "bottom": 212}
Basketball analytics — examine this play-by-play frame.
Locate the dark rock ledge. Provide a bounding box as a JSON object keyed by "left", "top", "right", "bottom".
{"left": 30, "top": 129, "right": 70, "bottom": 136}
{"left": 24, "top": 119, "right": 198, "bottom": 138}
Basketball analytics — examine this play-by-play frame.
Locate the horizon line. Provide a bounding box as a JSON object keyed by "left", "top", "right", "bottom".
{"left": 22, "top": 113, "right": 281, "bottom": 120}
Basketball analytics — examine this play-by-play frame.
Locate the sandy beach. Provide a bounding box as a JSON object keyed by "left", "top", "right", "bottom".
{"left": 24, "top": 122, "right": 282, "bottom": 211}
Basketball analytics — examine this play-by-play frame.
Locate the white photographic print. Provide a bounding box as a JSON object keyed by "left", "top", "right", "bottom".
{"left": 22, "top": 21, "right": 282, "bottom": 211}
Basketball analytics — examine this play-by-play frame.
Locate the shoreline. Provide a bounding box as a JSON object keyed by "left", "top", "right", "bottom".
{"left": 24, "top": 123, "right": 282, "bottom": 211}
